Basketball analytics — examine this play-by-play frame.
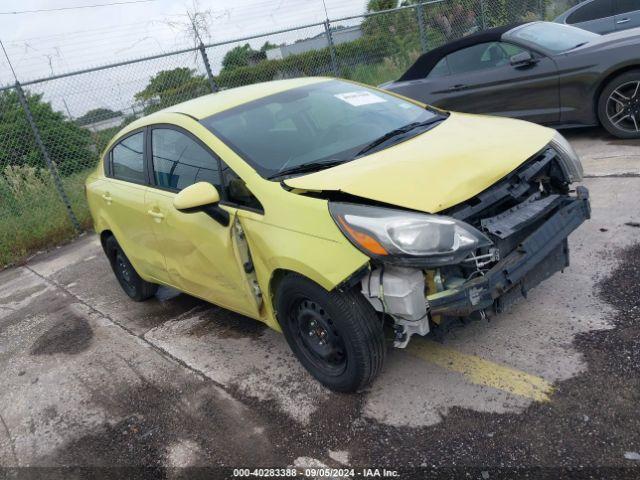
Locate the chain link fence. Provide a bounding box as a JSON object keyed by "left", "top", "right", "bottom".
{"left": 0, "top": 0, "right": 550, "bottom": 267}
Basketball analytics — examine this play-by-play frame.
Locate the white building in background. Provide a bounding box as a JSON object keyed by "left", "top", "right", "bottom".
{"left": 266, "top": 25, "right": 363, "bottom": 60}
{"left": 82, "top": 115, "right": 124, "bottom": 133}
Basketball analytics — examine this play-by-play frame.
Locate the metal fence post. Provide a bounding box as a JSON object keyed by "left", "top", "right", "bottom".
{"left": 324, "top": 20, "right": 339, "bottom": 76}
{"left": 416, "top": 3, "right": 428, "bottom": 54}
{"left": 14, "top": 81, "right": 82, "bottom": 233}
{"left": 199, "top": 43, "right": 219, "bottom": 93}
{"left": 479, "top": 0, "right": 487, "bottom": 30}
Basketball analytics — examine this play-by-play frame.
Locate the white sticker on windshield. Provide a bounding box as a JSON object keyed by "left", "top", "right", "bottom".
{"left": 334, "top": 91, "right": 387, "bottom": 106}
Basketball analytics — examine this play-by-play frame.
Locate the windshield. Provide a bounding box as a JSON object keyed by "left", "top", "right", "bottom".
{"left": 201, "top": 80, "right": 442, "bottom": 179}
{"left": 507, "top": 22, "right": 599, "bottom": 53}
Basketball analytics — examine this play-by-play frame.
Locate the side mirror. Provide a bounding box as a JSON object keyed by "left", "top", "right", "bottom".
{"left": 510, "top": 51, "right": 536, "bottom": 68}
{"left": 174, "top": 182, "right": 220, "bottom": 211}
{"left": 173, "top": 182, "right": 229, "bottom": 226}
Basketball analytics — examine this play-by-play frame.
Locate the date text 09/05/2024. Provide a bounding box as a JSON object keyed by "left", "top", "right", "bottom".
{"left": 232, "top": 468, "right": 400, "bottom": 477}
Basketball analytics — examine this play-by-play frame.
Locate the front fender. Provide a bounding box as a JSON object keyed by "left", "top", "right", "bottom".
{"left": 239, "top": 211, "right": 369, "bottom": 331}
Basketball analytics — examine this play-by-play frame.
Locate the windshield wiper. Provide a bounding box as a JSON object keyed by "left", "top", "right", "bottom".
{"left": 354, "top": 117, "right": 444, "bottom": 158}
{"left": 269, "top": 159, "right": 345, "bottom": 179}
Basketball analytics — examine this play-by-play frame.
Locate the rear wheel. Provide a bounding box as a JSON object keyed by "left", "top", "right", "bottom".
{"left": 598, "top": 70, "right": 640, "bottom": 139}
{"left": 104, "top": 235, "right": 158, "bottom": 301}
{"left": 275, "top": 274, "right": 385, "bottom": 393}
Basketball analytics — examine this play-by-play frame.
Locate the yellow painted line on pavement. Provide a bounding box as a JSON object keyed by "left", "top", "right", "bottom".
{"left": 407, "top": 341, "right": 553, "bottom": 402}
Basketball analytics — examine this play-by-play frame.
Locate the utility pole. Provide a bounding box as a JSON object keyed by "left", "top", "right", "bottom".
{"left": 320, "top": 0, "right": 339, "bottom": 76}
{"left": 62, "top": 99, "right": 74, "bottom": 120}
{"left": 187, "top": 10, "right": 219, "bottom": 93}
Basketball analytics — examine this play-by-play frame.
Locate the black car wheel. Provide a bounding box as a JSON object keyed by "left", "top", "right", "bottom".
{"left": 598, "top": 70, "right": 640, "bottom": 139}
{"left": 104, "top": 235, "right": 158, "bottom": 301}
{"left": 275, "top": 273, "right": 386, "bottom": 393}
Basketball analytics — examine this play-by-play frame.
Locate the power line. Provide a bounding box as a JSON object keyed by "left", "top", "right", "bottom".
{"left": 0, "top": 0, "right": 157, "bottom": 15}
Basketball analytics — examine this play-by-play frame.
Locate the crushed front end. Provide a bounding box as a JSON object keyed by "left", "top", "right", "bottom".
{"left": 424, "top": 148, "right": 590, "bottom": 340}
{"left": 332, "top": 141, "right": 590, "bottom": 347}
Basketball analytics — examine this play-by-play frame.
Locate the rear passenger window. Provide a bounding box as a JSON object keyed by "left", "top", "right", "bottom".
{"left": 151, "top": 128, "right": 221, "bottom": 191}
{"left": 112, "top": 132, "right": 145, "bottom": 183}
{"left": 428, "top": 58, "right": 450, "bottom": 78}
{"left": 443, "top": 42, "right": 518, "bottom": 75}
{"left": 615, "top": 0, "right": 639, "bottom": 14}
{"left": 567, "top": 0, "right": 613, "bottom": 23}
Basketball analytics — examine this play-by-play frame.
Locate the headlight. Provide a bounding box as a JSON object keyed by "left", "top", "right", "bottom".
{"left": 549, "top": 131, "right": 583, "bottom": 182}
{"left": 329, "top": 202, "right": 492, "bottom": 267}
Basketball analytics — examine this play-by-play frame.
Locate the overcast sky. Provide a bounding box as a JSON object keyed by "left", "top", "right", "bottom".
{"left": 0, "top": 0, "right": 369, "bottom": 85}
{"left": 0, "top": 0, "right": 377, "bottom": 120}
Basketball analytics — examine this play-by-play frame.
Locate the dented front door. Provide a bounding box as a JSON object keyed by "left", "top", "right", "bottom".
{"left": 145, "top": 188, "right": 261, "bottom": 318}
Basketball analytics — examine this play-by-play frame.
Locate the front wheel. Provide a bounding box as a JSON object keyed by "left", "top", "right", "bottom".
{"left": 275, "top": 274, "right": 386, "bottom": 393}
{"left": 104, "top": 235, "right": 158, "bottom": 302}
{"left": 598, "top": 70, "right": 640, "bottom": 139}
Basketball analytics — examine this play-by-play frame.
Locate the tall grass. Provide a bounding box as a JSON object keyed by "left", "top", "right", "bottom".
{"left": 0, "top": 165, "right": 93, "bottom": 267}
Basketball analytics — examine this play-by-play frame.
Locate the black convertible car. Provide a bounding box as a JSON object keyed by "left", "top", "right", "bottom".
{"left": 382, "top": 21, "right": 640, "bottom": 138}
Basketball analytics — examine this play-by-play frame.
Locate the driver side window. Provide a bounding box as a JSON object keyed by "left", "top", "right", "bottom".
{"left": 437, "top": 42, "right": 526, "bottom": 76}
{"left": 151, "top": 128, "right": 221, "bottom": 191}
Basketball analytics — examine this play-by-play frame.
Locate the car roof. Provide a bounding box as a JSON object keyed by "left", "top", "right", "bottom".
{"left": 132, "top": 76, "right": 331, "bottom": 126}
{"left": 554, "top": 0, "right": 596, "bottom": 22}
{"left": 397, "top": 23, "right": 524, "bottom": 82}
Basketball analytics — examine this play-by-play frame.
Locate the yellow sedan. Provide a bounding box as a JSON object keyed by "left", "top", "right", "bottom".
{"left": 86, "top": 77, "right": 590, "bottom": 392}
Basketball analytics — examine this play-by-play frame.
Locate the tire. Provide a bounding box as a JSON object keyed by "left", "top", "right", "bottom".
{"left": 275, "top": 273, "right": 386, "bottom": 393}
{"left": 104, "top": 235, "right": 158, "bottom": 301}
{"left": 597, "top": 70, "right": 640, "bottom": 139}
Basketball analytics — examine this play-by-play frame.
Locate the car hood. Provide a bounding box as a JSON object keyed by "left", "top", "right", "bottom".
{"left": 284, "top": 112, "right": 555, "bottom": 213}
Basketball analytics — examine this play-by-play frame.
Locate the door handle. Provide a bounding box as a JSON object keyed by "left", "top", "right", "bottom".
{"left": 147, "top": 209, "right": 165, "bottom": 221}
{"left": 102, "top": 193, "right": 112, "bottom": 204}
{"left": 617, "top": 18, "right": 630, "bottom": 24}
{"left": 449, "top": 84, "right": 467, "bottom": 92}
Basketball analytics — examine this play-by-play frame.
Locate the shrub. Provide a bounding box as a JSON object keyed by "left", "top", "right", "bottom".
{"left": 214, "top": 35, "right": 395, "bottom": 88}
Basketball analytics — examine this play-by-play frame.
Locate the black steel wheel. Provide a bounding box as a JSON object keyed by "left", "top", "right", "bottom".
{"left": 290, "top": 298, "right": 347, "bottom": 378}
{"left": 598, "top": 70, "right": 640, "bottom": 139}
{"left": 276, "top": 273, "right": 385, "bottom": 393}
{"left": 114, "top": 248, "right": 137, "bottom": 298}
{"left": 104, "top": 235, "right": 158, "bottom": 302}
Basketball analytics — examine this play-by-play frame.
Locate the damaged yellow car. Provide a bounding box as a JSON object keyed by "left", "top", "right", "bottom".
{"left": 86, "top": 77, "right": 590, "bottom": 392}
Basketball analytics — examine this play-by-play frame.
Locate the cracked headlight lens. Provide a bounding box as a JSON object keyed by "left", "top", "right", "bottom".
{"left": 330, "top": 202, "right": 492, "bottom": 267}
{"left": 550, "top": 131, "right": 584, "bottom": 182}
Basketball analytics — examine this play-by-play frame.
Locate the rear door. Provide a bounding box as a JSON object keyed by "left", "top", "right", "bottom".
{"left": 102, "top": 129, "right": 167, "bottom": 283}
{"left": 614, "top": 0, "right": 640, "bottom": 29}
{"left": 427, "top": 42, "right": 560, "bottom": 124}
{"left": 565, "top": 0, "right": 616, "bottom": 33}
{"left": 144, "top": 125, "right": 261, "bottom": 317}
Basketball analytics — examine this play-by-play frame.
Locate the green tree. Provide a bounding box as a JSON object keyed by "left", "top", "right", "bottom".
{"left": 0, "top": 89, "right": 95, "bottom": 176}
{"left": 427, "top": 0, "right": 549, "bottom": 41}
{"left": 221, "top": 43, "right": 267, "bottom": 72}
{"left": 76, "top": 107, "right": 122, "bottom": 126}
{"left": 366, "top": 0, "right": 397, "bottom": 12}
{"left": 134, "top": 67, "right": 209, "bottom": 115}
{"left": 477, "top": 0, "right": 548, "bottom": 26}
{"left": 362, "top": 0, "right": 420, "bottom": 58}
{"left": 260, "top": 41, "right": 277, "bottom": 53}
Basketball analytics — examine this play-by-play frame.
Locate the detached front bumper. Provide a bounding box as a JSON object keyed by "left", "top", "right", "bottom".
{"left": 427, "top": 187, "right": 591, "bottom": 317}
